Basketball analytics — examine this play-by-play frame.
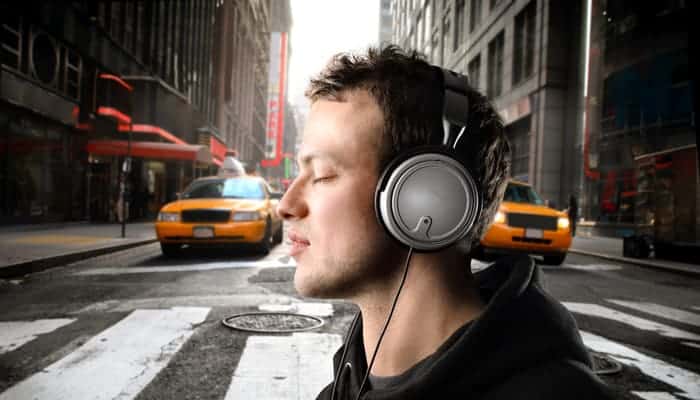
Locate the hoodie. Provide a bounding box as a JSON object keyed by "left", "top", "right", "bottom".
{"left": 317, "top": 255, "right": 615, "bottom": 400}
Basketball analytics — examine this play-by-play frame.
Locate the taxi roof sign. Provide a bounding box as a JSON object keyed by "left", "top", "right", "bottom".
{"left": 219, "top": 156, "right": 246, "bottom": 177}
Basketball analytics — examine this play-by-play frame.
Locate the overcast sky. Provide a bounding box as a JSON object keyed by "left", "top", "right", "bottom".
{"left": 288, "top": 0, "right": 381, "bottom": 110}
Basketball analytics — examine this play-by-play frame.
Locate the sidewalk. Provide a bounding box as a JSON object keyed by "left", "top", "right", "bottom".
{"left": 0, "top": 222, "right": 157, "bottom": 278}
{"left": 570, "top": 235, "right": 700, "bottom": 276}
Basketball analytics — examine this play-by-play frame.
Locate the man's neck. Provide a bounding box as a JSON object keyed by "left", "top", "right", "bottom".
{"left": 354, "top": 250, "right": 485, "bottom": 377}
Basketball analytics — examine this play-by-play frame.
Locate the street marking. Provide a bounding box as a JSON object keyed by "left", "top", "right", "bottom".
{"left": 0, "top": 319, "right": 76, "bottom": 354}
{"left": 581, "top": 331, "right": 700, "bottom": 400}
{"left": 562, "top": 263, "right": 623, "bottom": 272}
{"left": 607, "top": 300, "right": 700, "bottom": 328}
{"left": 682, "top": 342, "right": 700, "bottom": 350}
{"left": 10, "top": 235, "right": 109, "bottom": 245}
{"left": 564, "top": 302, "right": 700, "bottom": 341}
{"left": 258, "top": 302, "right": 334, "bottom": 317}
{"left": 0, "top": 307, "right": 209, "bottom": 400}
{"left": 75, "top": 259, "right": 296, "bottom": 275}
{"left": 73, "top": 294, "right": 295, "bottom": 314}
{"left": 225, "top": 332, "right": 342, "bottom": 400}
{"left": 632, "top": 392, "right": 683, "bottom": 400}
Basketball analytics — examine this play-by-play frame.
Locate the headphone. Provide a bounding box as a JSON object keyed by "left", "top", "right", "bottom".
{"left": 374, "top": 67, "right": 482, "bottom": 252}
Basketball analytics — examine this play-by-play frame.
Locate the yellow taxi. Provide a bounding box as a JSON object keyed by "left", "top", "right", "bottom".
{"left": 155, "top": 174, "right": 283, "bottom": 257}
{"left": 476, "top": 180, "right": 572, "bottom": 265}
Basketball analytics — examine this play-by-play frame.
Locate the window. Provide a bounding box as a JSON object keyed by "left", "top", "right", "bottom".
{"left": 513, "top": 2, "right": 536, "bottom": 85}
{"left": 470, "top": 0, "right": 482, "bottom": 32}
{"left": 454, "top": 0, "right": 465, "bottom": 51}
{"left": 63, "top": 49, "right": 81, "bottom": 101}
{"left": 468, "top": 54, "right": 481, "bottom": 91}
{"left": 487, "top": 31, "right": 504, "bottom": 98}
{"left": 1, "top": 18, "right": 22, "bottom": 70}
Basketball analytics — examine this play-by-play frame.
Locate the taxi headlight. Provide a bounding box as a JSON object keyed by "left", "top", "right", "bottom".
{"left": 157, "top": 212, "right": 180, "bottom": 222}
{"left": 233, "top": 211, "right": 261, "bottom": 221}
{"left": 494, "top": 211, "right": 506, "bottom": 224}
{"left": 557, "top": 217, "right": 570, "bottom": 229}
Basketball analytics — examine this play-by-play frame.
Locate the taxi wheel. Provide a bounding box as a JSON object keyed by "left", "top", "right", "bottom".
{"left": 256, "top": 220, "right": 273, "bottom": 255}
{"left": 161, "top": 243, "right": 181, "bottom": 257}
{"left": 543, "top": 253, "right": 567, "bottom": 266}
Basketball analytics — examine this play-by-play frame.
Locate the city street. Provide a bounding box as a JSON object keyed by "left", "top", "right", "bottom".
{"left": 0, "top": 227, "right": 698, "bottom": 400}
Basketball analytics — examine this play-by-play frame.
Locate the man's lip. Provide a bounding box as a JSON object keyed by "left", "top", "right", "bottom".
{"left": 288, "top": 230, "right": 310, "bottom": 245}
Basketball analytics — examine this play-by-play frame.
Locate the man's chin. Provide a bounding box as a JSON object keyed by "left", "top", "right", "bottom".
{"left": 294, "top": 269, "right": 340, "bottom": 299}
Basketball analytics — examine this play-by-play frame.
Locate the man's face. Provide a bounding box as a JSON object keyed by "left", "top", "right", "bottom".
{"left": 277, "top": 90, "right": 403, "bottom": 299}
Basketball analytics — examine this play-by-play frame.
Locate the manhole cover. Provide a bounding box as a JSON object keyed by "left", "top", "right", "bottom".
{"left": 222, "top": 312, "right": 324, "bottom": 333}
{"left": 591, "top": 352, "right": 623, "bottom": 375}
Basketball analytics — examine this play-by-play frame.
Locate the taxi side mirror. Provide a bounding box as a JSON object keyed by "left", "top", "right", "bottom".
{"left": 270, "top": 191, "right": 283, "bottom": 200}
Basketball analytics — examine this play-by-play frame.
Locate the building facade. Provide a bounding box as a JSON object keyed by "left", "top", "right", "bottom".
{"left": 389, "top": 0, "right": 697, "bottom": 250}
{"left": 0, "top": 0, "right": 271, "bottom": 225}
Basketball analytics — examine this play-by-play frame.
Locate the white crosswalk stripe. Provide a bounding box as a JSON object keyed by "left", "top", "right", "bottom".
{"left": 225, "top": 333, "right": 342, "bottom": 400}
{"left": 0, "top": 307, "right": 209, "bottom": 400}
{"left": 563, "top": 302, "right": 700, "bottom": 341}
{"left": 581, "top": 330, "right": 700, "bottom": 400}
{"left": 632, "top": 392, "right": 685, "bottom": 400}
{"left": 0, "top": 318, "right": 76, "bottom": 354}
{"left": 607, "top": 300, "right": 700, "bottom": 328}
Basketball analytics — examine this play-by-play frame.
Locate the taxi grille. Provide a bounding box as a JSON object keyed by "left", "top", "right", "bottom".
{"left": 507, "top": 213, "right": 557, "bottom": 230}
{"left": 181, "top": 209, "right": 231, "bottom": 223}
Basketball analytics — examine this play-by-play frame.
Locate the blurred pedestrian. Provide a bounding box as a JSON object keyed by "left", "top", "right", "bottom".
{"left": 568, "top": 194, "right": 578, "bottom": 236}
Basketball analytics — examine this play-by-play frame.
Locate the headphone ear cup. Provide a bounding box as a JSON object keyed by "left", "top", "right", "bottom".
{"left": 375, "top": 150, "right": 481, "bottom": 251}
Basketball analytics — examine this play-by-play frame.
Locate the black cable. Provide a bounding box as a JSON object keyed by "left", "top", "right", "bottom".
{"left": 355, "top": 246, "right": 414, "bottom": 399}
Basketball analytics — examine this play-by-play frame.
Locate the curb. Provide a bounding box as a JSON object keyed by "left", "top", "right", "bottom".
{"left": 0, "top": 239, "right": 158, "bottom": 279}
{"left": 569, "top": 248, "right": 700, "bottom": 276}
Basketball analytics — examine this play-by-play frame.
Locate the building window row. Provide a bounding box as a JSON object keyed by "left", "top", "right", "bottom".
{"left": 1, "top": 18, "right": 83, "bottom": 102}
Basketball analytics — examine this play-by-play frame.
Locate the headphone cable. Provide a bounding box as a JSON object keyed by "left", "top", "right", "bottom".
{"left": 355, "top": 246, "right": 414, "bottom": 399}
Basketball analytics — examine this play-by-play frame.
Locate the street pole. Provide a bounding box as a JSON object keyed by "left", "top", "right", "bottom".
{"left": 120, "top": 97, "right": 133, "bottom": 238}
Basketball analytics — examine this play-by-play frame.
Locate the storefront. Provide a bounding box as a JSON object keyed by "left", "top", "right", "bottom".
{"left": 85, "top": 139, "right": 214, "bottom": 222}
{"left": 581, "top": 0, "right": 697, "bottom": 257}
{"left": 0, "top": 103, "right": 88, "bottom": 224}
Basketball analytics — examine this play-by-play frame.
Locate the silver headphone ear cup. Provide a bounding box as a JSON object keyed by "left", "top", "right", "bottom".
{"left": 376, "top": 152, "right": 481, "bottom": 251}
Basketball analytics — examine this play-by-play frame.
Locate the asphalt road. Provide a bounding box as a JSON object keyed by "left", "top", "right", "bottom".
{"left": 0, "top": 233, "right": 698, "bottom": 399}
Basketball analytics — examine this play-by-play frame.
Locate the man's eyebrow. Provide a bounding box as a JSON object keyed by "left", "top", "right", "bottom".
{"left": 296, "top": 151, "right": 341, "bottom": 167}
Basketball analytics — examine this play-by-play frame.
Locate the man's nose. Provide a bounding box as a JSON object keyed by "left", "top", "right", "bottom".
{"left": 276, "top": 179, "right": 306, "bottom": 220}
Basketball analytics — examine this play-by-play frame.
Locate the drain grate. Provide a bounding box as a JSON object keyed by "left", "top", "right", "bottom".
{"left": 222, "top": 312, "right": 324, "bottom": 333}
{"left": 591, "top": 352, "right": 623, "bottom": 375}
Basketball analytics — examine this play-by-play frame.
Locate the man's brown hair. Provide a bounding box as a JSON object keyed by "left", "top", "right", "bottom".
{"left": 306, "top": 45, "right": 511, "bottom": 252}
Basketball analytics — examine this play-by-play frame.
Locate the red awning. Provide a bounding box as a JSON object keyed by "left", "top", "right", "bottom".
{"left": 86, "top": 140, "right": 212, "bottom": 163}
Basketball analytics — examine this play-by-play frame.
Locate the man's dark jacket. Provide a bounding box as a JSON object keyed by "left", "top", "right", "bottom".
{"left": 316, "top": 255, "right": 616, "bottom": 399}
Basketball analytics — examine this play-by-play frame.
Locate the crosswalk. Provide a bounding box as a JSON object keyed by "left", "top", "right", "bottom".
{"left": 1, "top": 298, "right": 698, "bottom": 399}
{"left": 1, "top": 251, "right": 699, "bottom": 400}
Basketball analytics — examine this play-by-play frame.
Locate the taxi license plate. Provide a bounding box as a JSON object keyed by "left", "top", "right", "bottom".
{"left": 193, "top": 227, "right": 214, "bottom": 238}
{"left": 525, "top": 228, "right": 544, "bottom": 239}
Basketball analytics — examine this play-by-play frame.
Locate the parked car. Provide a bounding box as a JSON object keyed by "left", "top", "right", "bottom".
{"left": 475, "top": 180, "right": 572, "bottom": 265}
{"left": 155, "top": 175, "right": 283, "bottom": 256}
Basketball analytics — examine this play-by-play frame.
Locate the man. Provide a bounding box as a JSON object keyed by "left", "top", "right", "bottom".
{"left": 277, "top": 46, "right": 613, "bottom": 399}
{"left": 568, "top": 194, "right": 579, "bottom": 236}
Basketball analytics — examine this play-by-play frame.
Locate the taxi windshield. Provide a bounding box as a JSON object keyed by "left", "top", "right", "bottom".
{"left": 503, "top": 183, "right": 545, "bottom": 206}
{"left": 182, "top": 179, "right": 264, "bottom": 200}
